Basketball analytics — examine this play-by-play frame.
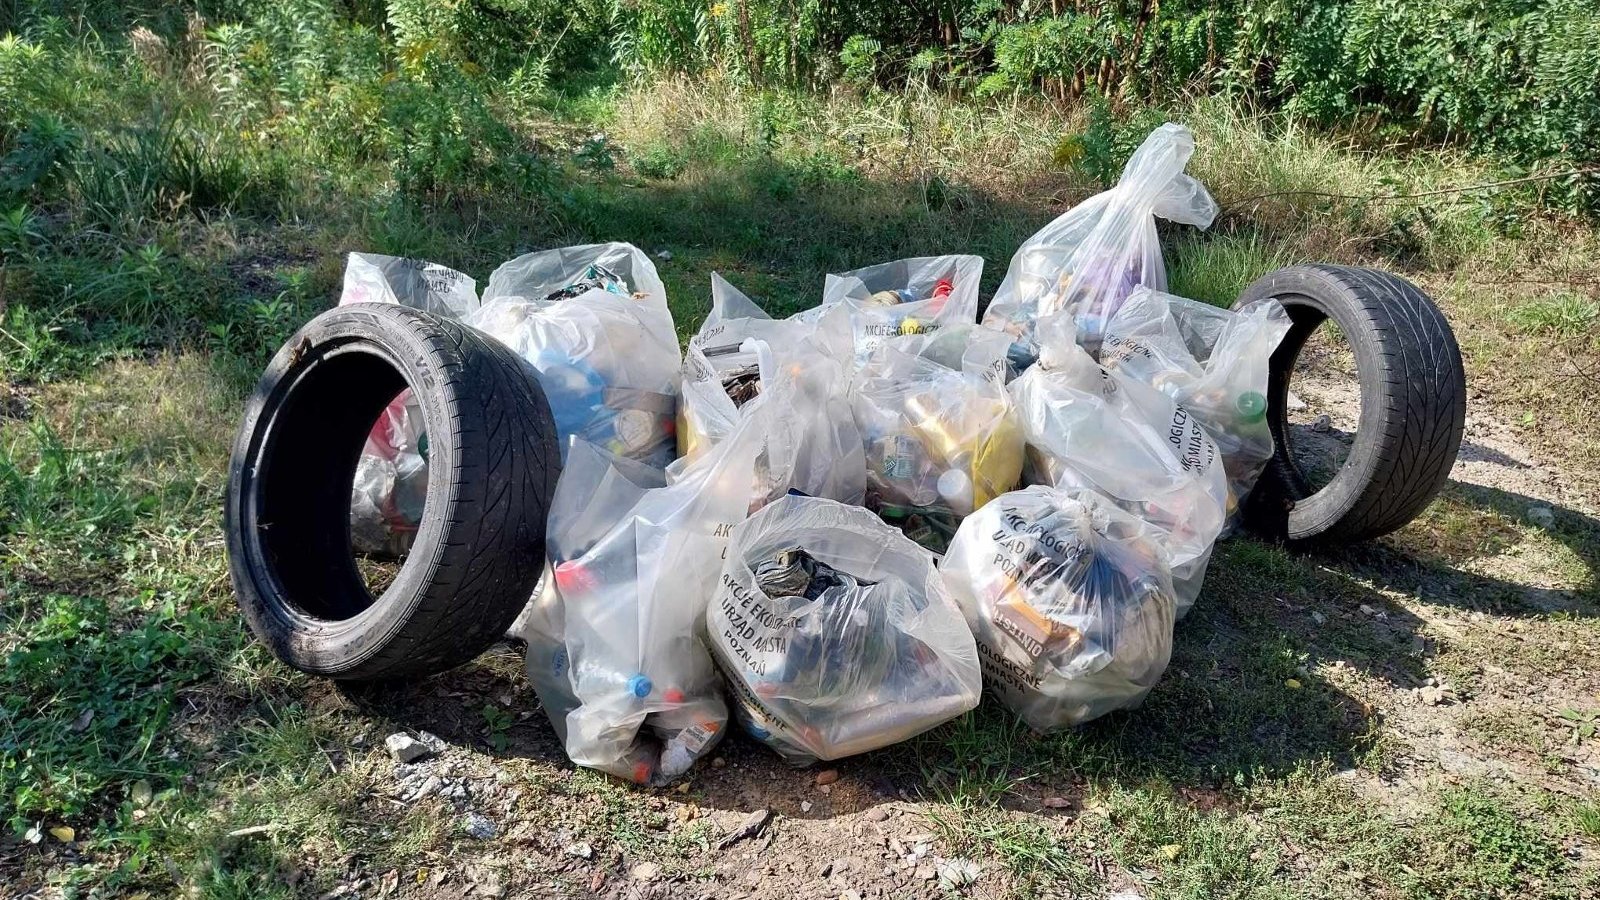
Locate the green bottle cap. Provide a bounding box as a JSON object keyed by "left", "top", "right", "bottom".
{"left": 1236, "top": 391, "right": 1267, "bottom": 422}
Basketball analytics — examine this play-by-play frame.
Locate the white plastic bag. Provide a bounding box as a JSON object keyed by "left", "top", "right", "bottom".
{"left": 707, "top": 495, "right": 981, "bottom": 764}
{"left": 853, "top": 324, "right": 1025, "bottom": 551}
{"left": 1102, "top": 288, "right": 1291, "bottom": 510}
{"left": 340, "top": 254, "right": 478, "bottom": 556}
{"left": 677, "top": 275, "right": 864, "bottom": 505}
{"left": 799, "top": 255, "right": 984, "bottom": 367}
{"left": 466, "top": 243, "right": 680, "bottom": 468}
{"left": 528, "top": 423, "right": 763, "bottom": 785}
{"left": 983, "top": 124, "right": 1217, "bottom": 356}
{"left": 940, "top": 485, "right": 1176, "bottom": 732}
{"left": 1009, "top": 314, "right": 1228, "bottom": 615}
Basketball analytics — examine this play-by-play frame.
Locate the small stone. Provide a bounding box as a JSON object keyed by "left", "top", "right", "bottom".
{"left": 386, "top": 733, "right": 434, "bottom": 764}
{"left": 863, "top": 807, "right": 889, "bottom": 822}
{"left": 712, "top": 757, "right": 727, "bottom": 768}
{"left": 462, "top": 813, "right": 496, "bottom": 840}
{"left": 1359, "top": 604, "right": 1378, "bottom": 617}
{"left": 1311, "top": 611, "right": 1327, "bottom": 625}
{"left": 819, "top": 784, "right": 832, "bottom": 795}
{"left": 914, "top": 864, "right": 937, "bottom": 881}
{"left": 1041, "top": 797, "right": 1073, "bottom": 810}
{"left": 70, "top": 709, "right": 93, "bottom": 733}
{"left": 801, "top": 801, "right": 813, "bottom": 813}
{"left": 716, "top": 808, "right": 772, "bottom": 849}
{"left": 631, "top": 862, "right": 662, "bottom": 882}
{"left": 936, "top": 857, "right": 981, "bottom": 888}
{"left": 1419, "top": 685, "right": 1449, "bottom": 706}
{"left": 588, "top": 870, "right": 605, "bottom": 893}
{"left": 1527, "top": 505, "right": 1556, "bottom": 529}
{"left": 655, "top": 249, "right": 674, "bottom": 261}
{"left": 1311, "top": 414, "right": 1332, "bottom": 433}
{"left": 564, "top": 842, "right": 594, "bottom": 860}
{"left": 131, "top": 779, "right": 153, "bottom": 808}
{"left": 407, "top": 775, "right": 442, "bottom": 802}
{"left": 841, "top": 891, "right": 863, "bottom": 900}
{"left": 815, "top": 769, "right": 840, "bottom": 786}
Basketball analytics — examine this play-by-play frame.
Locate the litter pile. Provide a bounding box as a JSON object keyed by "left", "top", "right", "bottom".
{"left": 255, "top": 123, "right": 1363, "bottom": 781}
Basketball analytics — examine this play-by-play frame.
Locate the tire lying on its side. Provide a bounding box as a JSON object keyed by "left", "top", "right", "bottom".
{"left": 226, "top": 303, "right": 560, "bottom": 681}
{"left": 1236, "top": 265, "right": 1466, "bottom": 544}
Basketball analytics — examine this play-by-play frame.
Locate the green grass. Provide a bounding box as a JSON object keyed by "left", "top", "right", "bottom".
{"left": 4, "top": 12, "right": 1600, "bottom": 900}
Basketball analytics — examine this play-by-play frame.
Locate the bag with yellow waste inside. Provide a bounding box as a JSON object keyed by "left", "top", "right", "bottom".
{"left": 707, "top": 495, "right": 981, "bottom": 764}
{"left": 940, "top": 485, "right": 1176, "bottom": 732}
{"left": 853, "top": 324, "right": 1024, "bottom": 551}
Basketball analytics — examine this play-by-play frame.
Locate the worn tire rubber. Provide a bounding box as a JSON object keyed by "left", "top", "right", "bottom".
{"left": 1236, "top": 265, "right": 1465, "bottom": 544}
{"left": 226, "top": 303, "right": 560, "bottom": 681}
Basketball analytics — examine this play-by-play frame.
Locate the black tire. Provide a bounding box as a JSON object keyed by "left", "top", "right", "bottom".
{"left": 226, "top": 303, "right": 560, "bottom": 680}
{"left": 1236, "top": 265, "right": 1465, "bottom": 543}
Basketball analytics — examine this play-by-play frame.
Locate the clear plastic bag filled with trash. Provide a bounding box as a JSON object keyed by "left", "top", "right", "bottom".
{"left": 1009, "top": 313, "right": 1228, "bottom": 615}
{"left": 853, "top": 324, "right": 1024, "bottom": 552}
{"left": 466, "top": 243, "right": 680, "bottom": 468}
{"left": 940, "top": 485, "right": 1176, "bottom": 732}
{"left": 527, "top": 421, "right": 766, "bottom": 785}
{"left": 676, "top": 275, "right": 866, "bottom": 504}
{"left": 1102, "top": 288, "right": 1291, "bottom": 512}
{"left": 707, "top": 495, "right": 982, "bottom": 764}
{"left": 983, "top": 124, "right": 1216, "bottom": 359}
{"left": 340, "top": 253, "right": 480, "bottom": 556}
{"left": 795, "top": 255, "right": 984, "bottom": 367}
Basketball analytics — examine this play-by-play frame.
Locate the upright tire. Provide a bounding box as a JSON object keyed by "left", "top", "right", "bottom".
{"left": 226, "top": 303, "right": 560, "bottom": 681}
{"left": 1236, "top": 265, "right": 1465, "bottom": 543}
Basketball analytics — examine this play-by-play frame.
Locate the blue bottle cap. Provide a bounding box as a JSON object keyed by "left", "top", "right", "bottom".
{"left": 627, "top": 674, "right": 653, "bottom": 698}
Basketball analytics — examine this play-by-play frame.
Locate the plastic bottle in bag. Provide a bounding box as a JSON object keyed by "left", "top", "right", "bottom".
{"left": 983, "top": 124, "right": 1217, "bottom": 359}
{"left": 940, "top": 485, "right": 1176, "bottom": 731}
{"left": 707, "top": 495, "right": 981, "bottom": 764}
{"left": 853, "top": 324, "right": 1024, "bottom": 552}
{"left": 340, "top": 253, "right": 480, "bottom": 557}
{"left": 1102, "top": 288, "right": 1291, "bottom": 513}
{"left": 528, "top": 415, "right": 766, "bottom": 785}
{"left": 466, "top": 243, "right": 681, "bottom": 468}
{"left": 796, "top": 255, "right": 984, "bottom": 367}
{"left": 1009, "top": 313, "right": 1228, "bottom": 615}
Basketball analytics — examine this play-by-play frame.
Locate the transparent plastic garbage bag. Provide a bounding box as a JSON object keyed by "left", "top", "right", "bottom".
{"left": 523, "top": 422, "right": 764, "bottom": 786}
{"left": 1102, "top": 288, "right": 1291, "bottom": 512}
{"left": 853, "top": 324, "right": 1025, "bottom": 552}
{"left": 940, "top": 485, "right": 1176, "bottom": 732}
{"left": 983, "top": 124, "right": 1216, "bottom": 358}
{"left": 797, "top": 255, "right": 983, "bottom": 367}
{"left": 340, "top": 253, "right": 479, "bottom": 556}
{"left": 707, "top": 495, "right": 981, "bottom": 764}
{"left": 1009, "top": 314, "right": 1228, "bottom": 615}
{"left": 466, "top": 242, "right": 680, "bottom": 468}
{"left": 676, "top": 275, "right": 865, "bottom": 504}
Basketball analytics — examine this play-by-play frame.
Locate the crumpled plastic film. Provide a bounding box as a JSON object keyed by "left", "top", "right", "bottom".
{"left": 527, "top": 422, "right": 764, "bottom": 786}
{"left": 707, "top": 495, "right": 981, "bottom": 764}
{"left": 1009, "top": 313, "right": 1228, "bottom": 615}
{"left": 466, "top": 242, "right": 680, "bottom": 468}
{"left": 797, "top": 255, "right": 984, "bottom": 367}
{"left": 853, "top": 324, "right": 1025, "bottom": 552}
{"left": 1102, "top": 288, "right": 1291, "bottom": 514}
{"left": 983, "top": 124, "right": 1216, "bottom": 358}
{"left": 940, "top": 485, "right": 1176, "bottom": 732}
{"left": 340, "top": 253, "right": 478, "bottom": 556}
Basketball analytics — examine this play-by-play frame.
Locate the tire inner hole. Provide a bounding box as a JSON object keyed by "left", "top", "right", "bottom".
{"left": 1285, "top": 318, "right": 1363, "bottom": 494}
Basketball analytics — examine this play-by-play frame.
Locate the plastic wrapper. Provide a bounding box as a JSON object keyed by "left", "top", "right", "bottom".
{"left": 521, "top": 424, "right": 765, "bottom": 785}
{"left": 676, "top": 275, "right": 866, "bottom": 504}
{"left": 466, "top": 243, "right": 680, "bottom": 467}
{"left": 1102, "top": 288, "right": 1291, "bottom": 511}
{"left": 341, "top": 254, "right": 479, "bottom": 556}
{"left": 853, "top": 324, "right": 1024, "bottom": 552}
{"left": 1009, "top": 314, "right": 1228, "bottom": 615}
{"left": 940, "top": 485, "right": 1176, "bottom": 731}
{"left": 983, "top": 124, "right": 1217, "bottom": 358}
{"left": 707, "top": 495, "right": 981, "bottom": 764}
{"left": 797, "top": 255, "right": 983, "bottom": 367}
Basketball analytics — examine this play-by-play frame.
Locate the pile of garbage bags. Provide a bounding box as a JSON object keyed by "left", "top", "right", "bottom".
{"left": 342, "top": 123, "right": 1291, "bottom": 780}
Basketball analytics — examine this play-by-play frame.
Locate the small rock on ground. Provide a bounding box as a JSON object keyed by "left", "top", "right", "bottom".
{"left": 815, "top": 769, "right": 840, "bottom": 786}
{"left": 462, "top": 813, "right": 496, "bottom": 840}
{"left": 386, "top": 733, "right": 434, "bottom": 764}
{"left": 631, "top": 861, "right": 662, "bottom": 882}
